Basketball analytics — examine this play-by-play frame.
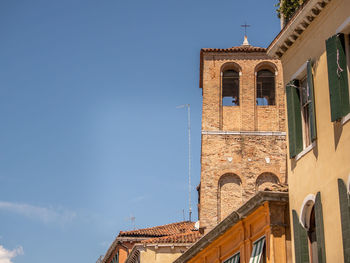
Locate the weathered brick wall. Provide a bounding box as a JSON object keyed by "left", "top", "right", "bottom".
{"left": 201, "top": 53, "right": 285, "bottom": 132}
{"left": 199, "top": 51, "right": 287, "bottom": 232}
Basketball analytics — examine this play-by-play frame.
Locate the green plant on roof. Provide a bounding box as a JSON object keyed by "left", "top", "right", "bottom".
{"left": 276, "top": 0, "right": 306, "bottom": 21}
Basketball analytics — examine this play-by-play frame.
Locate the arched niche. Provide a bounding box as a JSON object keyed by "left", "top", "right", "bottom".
{"left": 256, "top": 172, "right": 280, "bottom": 191}
{"left": 217, "top": 173, "right": 242, "bottom": 222}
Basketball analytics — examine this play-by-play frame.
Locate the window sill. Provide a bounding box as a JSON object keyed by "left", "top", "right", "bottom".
{"left": 295, "top": 141, "right": 316, "bottom": 161}
{"left": 341, "top": 113, "right": 350, "bottom": 125}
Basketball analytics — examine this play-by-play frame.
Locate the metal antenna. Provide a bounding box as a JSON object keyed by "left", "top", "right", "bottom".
{"left": 126, "top": 214, "right": 136, "bottom": 230}
{"left": 176, "top": 104, "right": 192, "bottom": 222}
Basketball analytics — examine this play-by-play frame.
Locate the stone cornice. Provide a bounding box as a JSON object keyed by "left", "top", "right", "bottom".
{"left": 202, "top": 130, "right": 286, "bottom": 136}
{"left": 267, "top": 0, "right": 331, "bottom": 58}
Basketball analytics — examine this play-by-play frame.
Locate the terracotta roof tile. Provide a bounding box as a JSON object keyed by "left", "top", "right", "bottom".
{"left": 262, "top": 183, "right": 288, "bottom": 192}
{"left": 142, "top": 231, "right": 202, "bottom": 244}
{"left": 118, "top": 221, "right": 195, "bottom": 238}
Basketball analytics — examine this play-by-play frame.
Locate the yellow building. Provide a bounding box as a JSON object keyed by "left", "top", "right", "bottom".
{"left": 102, "top": 221, "right": 201, "bottom": 263}
{"left": 267, "top": 0, "right": 350, "bottom": 262}
{"left": 125, "top": 231, "right": 201, "bottom": 263}
{"left": 174, "top": 191, "right": 291, "bottom": 263}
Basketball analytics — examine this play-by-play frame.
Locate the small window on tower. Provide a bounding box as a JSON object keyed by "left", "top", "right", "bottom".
{"left": 222, "top": 70, "right": 239, "bottom": 106}
{"left": 256, "top": 70, "right": 275, "bottom": 105}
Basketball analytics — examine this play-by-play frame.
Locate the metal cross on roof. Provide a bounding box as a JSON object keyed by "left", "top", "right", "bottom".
{"left": 241, "top": 22, "right": 251, "bottom": 36}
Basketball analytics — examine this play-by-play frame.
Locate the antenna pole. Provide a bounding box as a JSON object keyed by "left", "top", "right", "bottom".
{"left": 187, "top": 104, "right": 192, "bottom": 222}
{"left": 176, "top": 104, "right": 192, "bottom": 222}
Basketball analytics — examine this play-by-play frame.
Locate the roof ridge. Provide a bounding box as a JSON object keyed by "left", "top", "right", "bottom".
{"left": 142, "top": 230, "right": 202, "bottom": 244}
{"left": 201, "top": 46, "right": 266, "bottom": 53}
{"left": 118, "top": 221, "right": 194, "bottom": 237}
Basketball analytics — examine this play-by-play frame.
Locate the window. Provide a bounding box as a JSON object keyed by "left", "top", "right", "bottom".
{"left": 111, "top": 252, "right": 119, "bottom": 263}
{"left": 256, "top": 70, "right": 275, "bottom": 105}
{"left": 300, "top": 76, "right": 311, "bottom": 148}
{"left": 307, "top": 207, "right": 318, "bottom": 263}
{"left": 223, "top": 252, "right": 240, "bottom": 263}
{"left": 249, "top": 236, "right": 266, "bottom": 263}
{"left": 293, "top": 193, "right": 326, "bottom": 263}
{"left": 222, "top": 70, "right": 239, "bottom": 106}
{"left": 285, "top": 60, "right": 317, "bottom": 159}
{"left": 325, "top": 33, "right": 350, "bottom": 121}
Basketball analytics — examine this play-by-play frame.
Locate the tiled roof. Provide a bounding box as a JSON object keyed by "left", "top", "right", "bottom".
{"left": 142, "top": 231, "right": 202, "bottom": 244}
{"left": 119, "top": 221, "right": 195, "bottom": 238}
{"left": 201, "top": 45, "right": 266, "bottom": 53}
{"left": 262, "top": 183, "right": 288, "bottom": 192}
{"left": 102, "top": 221, "right": 197, "bottom": 263}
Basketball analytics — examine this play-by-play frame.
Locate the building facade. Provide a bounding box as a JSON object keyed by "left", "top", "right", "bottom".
{"left": 175, "top": 192, "right": 291, "bottom": 263}
{"left": 268, "top": 0, "right": 350, "bottom": 262}
{"left": 125, "top": 231, "right": 201, "bottom": 263}
{"left": 102, "top": 221, "right": 201, "bottom": 263}
{"left": 199, "top": 39, "right": 287, "bottom": 233}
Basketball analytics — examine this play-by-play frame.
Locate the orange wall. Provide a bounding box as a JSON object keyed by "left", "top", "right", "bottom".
{"left": 188, "top": 201, "right": 291, "bottom": 263}
{"left": 107, "top": 242, "right": 134, "bottom": 263}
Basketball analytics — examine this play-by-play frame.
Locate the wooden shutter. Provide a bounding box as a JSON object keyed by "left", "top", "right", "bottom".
{"left": 338, "top": 179, "right": 350, "bottom": 263}
{"left": 286, "top": 80, "right": 303, "bottom": 158}
{"left": 292, "top": 210, "right": 310, "bottom": 263}
{"left": 315, "top": 192, "right": 326, "bottom": 263}
{"left": 307, "top": 60, "right": 317, "bottom": 141}
{"left": 326, "top": 33, "right": 350, "bottom": 121}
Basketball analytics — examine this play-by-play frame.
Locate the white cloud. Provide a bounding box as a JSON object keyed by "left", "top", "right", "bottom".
{"left": 0, "top": 245, "right": 23, "bottom": 263}
{"left": 0, "top": 201, "right": 76, "bottom": 225}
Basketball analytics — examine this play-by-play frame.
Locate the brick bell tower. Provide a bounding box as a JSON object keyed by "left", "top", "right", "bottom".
{"left": 198, "top": 36, "right": 287, "bottom": 233}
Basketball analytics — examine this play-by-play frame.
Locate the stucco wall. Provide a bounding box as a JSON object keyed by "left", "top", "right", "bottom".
{"left": 140, "top": 246, "right": 186, "bottom": 263}
{"left": 280, "top": 0, "right": 350, "bottom": 261}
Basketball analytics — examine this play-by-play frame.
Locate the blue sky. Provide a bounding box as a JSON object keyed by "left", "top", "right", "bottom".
{"left": 0, "top": 1, "right": 281, "bottom": 262}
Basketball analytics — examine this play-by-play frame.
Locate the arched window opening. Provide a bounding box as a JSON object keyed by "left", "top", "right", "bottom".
{"left": 256, "top": 172, "right": 280, "bottom": 192}
{"left": 256, "top": 70, "right": 275, "bottom": 106}
{"left": 218, "top": 173, "right": 242, "bottom": 222}
{"left": 308, "top": 206, "right": 318, "bottom": 263}
{"left": 222, "top": 70, "right": 239, "bottom": 106}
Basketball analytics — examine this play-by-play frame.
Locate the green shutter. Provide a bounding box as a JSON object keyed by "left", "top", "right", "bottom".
{"left": 338, "top": 179, "right": 350, "bottom": 263}
{"left": 326, "top": 33, "right": 350, "bottom": 121}
{"left": 307, "top": 60, "right": 317, "bottom": 141}
{"left": 292, "top": 210, "right": 310, "bottom": 263}
{"left": 286, "top": 80, "right": 303, "bottom": 158}
{"left": 315, "top": 192, "right": 326, "bottom": 263}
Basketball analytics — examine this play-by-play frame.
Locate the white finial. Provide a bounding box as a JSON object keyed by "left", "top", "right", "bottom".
{"left": 242, "top": 35, "right": 250, "bottom": 46}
